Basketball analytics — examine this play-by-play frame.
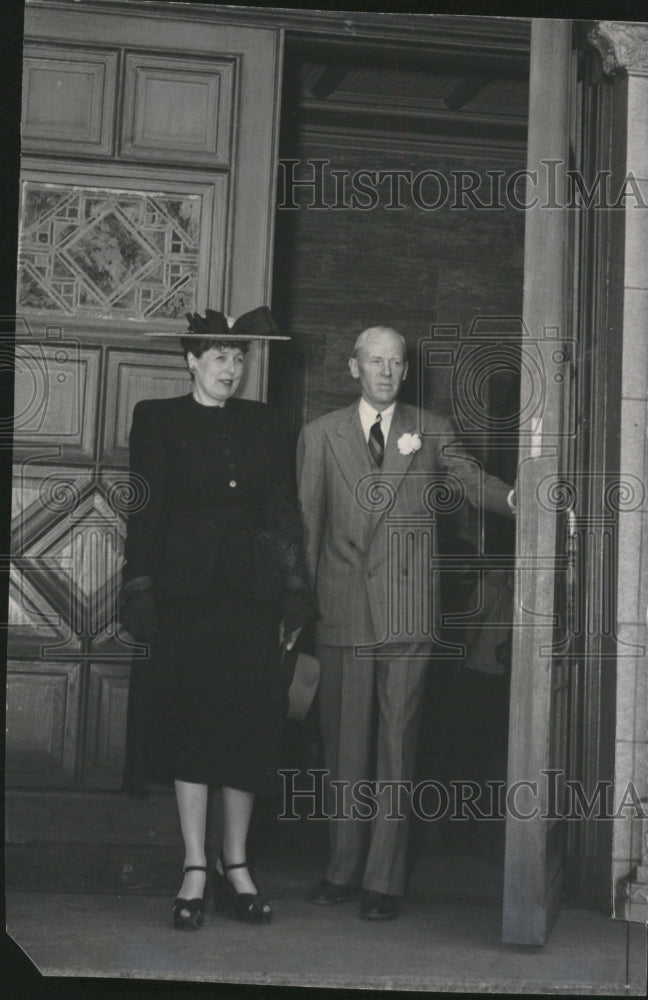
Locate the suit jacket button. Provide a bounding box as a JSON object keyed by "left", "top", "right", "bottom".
{"left": 348, "top": 540, "right": 356, "bottom": 548}
{"left": 229, "top": 479, "right": 237, "bottom": 488}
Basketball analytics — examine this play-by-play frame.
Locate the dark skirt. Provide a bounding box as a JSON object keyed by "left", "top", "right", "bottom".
{"left": 124, "top": 590, "right": 286, "bottom": 795}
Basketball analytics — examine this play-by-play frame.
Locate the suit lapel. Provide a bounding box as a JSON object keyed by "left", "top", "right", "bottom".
{"left": 327, "top": 401, "right": 420, "bottom": 535}
{"left": 368, "top": 403, "right": 419, "bottom": 539}
{"left": 327, "top": 402, "right": 373, "bottom": 497}
{"left": 382, "top": 403, "right": 418, "bottom": 487}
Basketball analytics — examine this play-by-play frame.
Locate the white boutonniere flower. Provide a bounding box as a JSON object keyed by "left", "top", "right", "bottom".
{"left": 397, "top": 432, "right": 422, "bottom": 456}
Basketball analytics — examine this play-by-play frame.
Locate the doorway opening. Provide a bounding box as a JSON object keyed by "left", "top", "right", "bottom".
{"left": 266, "top": 30, "right": 530, "bottom": 907}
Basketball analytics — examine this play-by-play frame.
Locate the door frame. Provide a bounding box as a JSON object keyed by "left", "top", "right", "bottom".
{"left": 13, "top": 2, "right": 621, "bottom": 939}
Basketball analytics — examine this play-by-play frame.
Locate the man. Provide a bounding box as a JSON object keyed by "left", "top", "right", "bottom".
{"left": 297, "top": 326, "right": 515, "bottom": 921}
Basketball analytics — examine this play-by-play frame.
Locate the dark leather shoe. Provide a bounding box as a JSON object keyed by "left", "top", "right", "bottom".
{"left": 309, "top": 879, "right": 354, "bottom": 905}
{"left": 359, "top": 890, "right": 398, "bottom": 921}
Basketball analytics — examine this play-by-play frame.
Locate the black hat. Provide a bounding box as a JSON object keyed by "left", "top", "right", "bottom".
{"left": 145, "top": 307, "right": 289, "bottom": 340}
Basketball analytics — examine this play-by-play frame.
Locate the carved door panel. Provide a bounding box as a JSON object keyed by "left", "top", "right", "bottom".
{"left": 8, "top": 2, "right": 283, "bottom": 790}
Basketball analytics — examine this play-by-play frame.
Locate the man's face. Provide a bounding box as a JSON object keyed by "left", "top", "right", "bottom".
{"left": 349, "top": 329, "right": 408, "bottom": 410}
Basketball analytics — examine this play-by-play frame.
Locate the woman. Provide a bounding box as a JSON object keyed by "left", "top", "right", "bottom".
{"left": 120, "top": 308, "right": 311, "bottom": 929}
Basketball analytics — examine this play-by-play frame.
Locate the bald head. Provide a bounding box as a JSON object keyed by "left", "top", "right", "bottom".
{"left": 349, "top": 326, "right": 408, "bottom": 410}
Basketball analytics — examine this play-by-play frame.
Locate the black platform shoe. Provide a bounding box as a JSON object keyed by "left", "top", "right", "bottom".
{"left": 172, "top": 865, "right": 207, "bottom": 930}
{"left": 212, "top": 855, "right": 273, "bottom": 924}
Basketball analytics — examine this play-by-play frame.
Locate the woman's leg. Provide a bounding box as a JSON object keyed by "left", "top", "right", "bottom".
{"left": 175, "top": 779, "right": 208, "bottom": 907}
{"left": 219, "top": 786, "right": 268, "bottom": 901}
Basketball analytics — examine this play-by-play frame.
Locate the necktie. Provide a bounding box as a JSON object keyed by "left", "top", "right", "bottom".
{"left": 368, "top": 412, "right": 385, "bottom": 468}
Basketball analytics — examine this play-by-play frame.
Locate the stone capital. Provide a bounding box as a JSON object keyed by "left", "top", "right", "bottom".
{"left": 587, "top": 21, "right": 648, "bottom": 77}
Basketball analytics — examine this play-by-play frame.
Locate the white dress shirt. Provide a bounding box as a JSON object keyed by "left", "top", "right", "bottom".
{"left": 358, "top": 398, "right": 396, "bottom": 444}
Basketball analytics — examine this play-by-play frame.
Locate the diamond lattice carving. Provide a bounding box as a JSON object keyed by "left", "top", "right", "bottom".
{"left": 18, "top": 184, "right": 202, "bottom": 319}
{"left": 12, "top": 476, "right": 126, "bottom": 640}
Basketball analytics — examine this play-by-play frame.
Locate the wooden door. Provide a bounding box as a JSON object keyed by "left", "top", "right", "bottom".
{"left": 501, "top": 16, "right": 620, "bottom": 943}
{"left": 502, "top": 19, "right": 576, "bottom": 945}
{"left": 8, "top": 1, "right": 282, "bottom": 793}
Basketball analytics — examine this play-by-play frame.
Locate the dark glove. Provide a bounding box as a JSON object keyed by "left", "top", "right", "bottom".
{"left": 280, "top": 587, "right": 315, "bottom": 634}
{"left": 120, "top": 585, "right": 159, "bottom": 643}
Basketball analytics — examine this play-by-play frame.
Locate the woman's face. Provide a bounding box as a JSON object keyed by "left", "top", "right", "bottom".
{"left": 188, "top": 345, "right": 246, "bottom": 405}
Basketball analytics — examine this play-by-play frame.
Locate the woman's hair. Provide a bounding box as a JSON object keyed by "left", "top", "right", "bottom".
{"left": 180, "top": 337, "right": 250, "bottom": 361}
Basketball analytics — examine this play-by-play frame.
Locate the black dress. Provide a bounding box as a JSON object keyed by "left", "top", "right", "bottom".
{"left": 122, "top": 393, "right": 304, "bottom": 793}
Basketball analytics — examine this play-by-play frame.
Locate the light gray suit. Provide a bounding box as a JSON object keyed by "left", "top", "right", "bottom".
{"left": 297, "top": 400, "right": 512, "bottom": 895}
